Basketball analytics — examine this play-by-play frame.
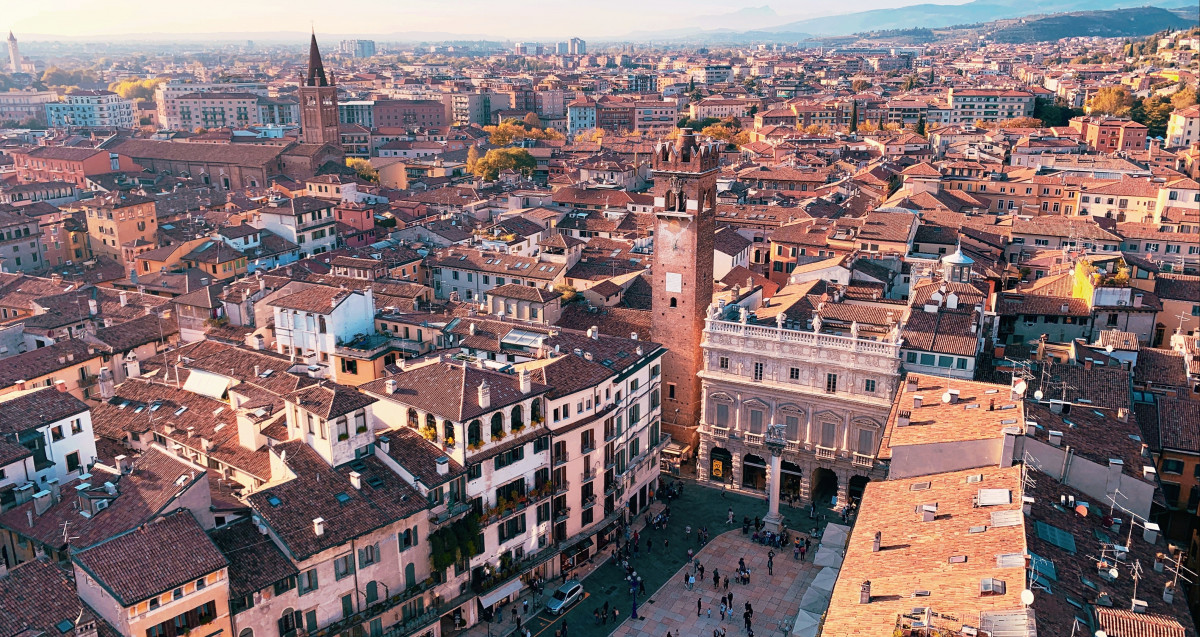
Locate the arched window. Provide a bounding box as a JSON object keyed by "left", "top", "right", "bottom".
{"left": 669, "top": 297, "right": 677, "bottom": 308}
{"left": 318, "top": 316, "right": 327, "bottom": 334}
{"left": 278, "top": 609, "right": 297, "bottom": 637}
{"left": 468, "top": 420, "right": 482, "bottom": 446}
{"left": 404, "top": 563, "right": 417, "bottom": 588}
{"left": 442, "top": 420, "right": 455, "bottom": 442}
{"left": 365, "top": 581, "right": 379, "bottom": 605}
{"left": 491, "top": 412, "right": 504, "bottom": 438}
{"left": 531, "top": 398, "right": 543, "bottom": 424}
{"left": 425, "top": 413, "right": 436, "bottom": 431}
{"left": 240, "top": 629, "right": 253, "bottom": 637}
{"left": 407, "top": 408, "right": 419, "bottom": 428}
{"left": 510, "top": 405, "right": 524, "bottom": 430}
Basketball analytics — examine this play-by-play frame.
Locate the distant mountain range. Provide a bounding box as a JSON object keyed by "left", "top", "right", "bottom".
{"left": 985, "top": 7, "right": 1195, "bottom": 43}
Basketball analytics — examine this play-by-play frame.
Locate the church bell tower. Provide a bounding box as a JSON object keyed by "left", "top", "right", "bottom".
{"left": 298, "top": 32, "right": 340, "bottom": 146}
{"left": 650, "top": 130, "right": 718, "bottom": 442}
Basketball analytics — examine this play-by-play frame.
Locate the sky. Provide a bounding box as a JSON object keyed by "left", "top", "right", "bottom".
{"left": 6, "top": 0, "right": 967, "bottom": 40}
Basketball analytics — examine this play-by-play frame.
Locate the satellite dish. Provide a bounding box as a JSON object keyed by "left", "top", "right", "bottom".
{"left": 942, "top": 392, "right": 953, "bottom": 404}
{"left": 1013, "top": 379, "right": 1027, "bottom": 396}
{"left": 1034, "top": 390, "right": 1044, "bottom": 401}
{"left": 1105, "top": 345, "right": 1114, "bottom": 353}
{"left": 1109, "top": 567, "right": 1119, "bottom": 580}
{"left": 1020, "top": 589, "right": 1034, "bottom": 606}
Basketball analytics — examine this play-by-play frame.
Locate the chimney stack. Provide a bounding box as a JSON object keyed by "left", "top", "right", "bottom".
{"left": 913, "top": 395, "right": 923, "bottom": 408}
{"left": 519, "top": 369, "right": 532, "bottom": 394}
{"left": 897, "top": 410, "right": 911, "bottom": 427}
{"left": 385, "top": 378, "right": 398, "bottom": 394}
{"left": 349, "top": 471, "right": 362, "bottom": 490}
{"left": 119, "top": 291, "right": 128, "bottom": 307}
{"left": 33, "top": 490, "right": 53, "bottom": 516}
{"left": 377, "top": 435, "right": 390, "bottom": 454}
{"left": 859, "top": 581, "right": 871, "bottom": 604}
{"left": 436, "top": 456, "right": 450, "bottom": 475}
{"left": 88, "top": 299, "right": 98, "bottom": 316}
{"left": 313, "top": 517, "right": 325, "bottom": 536}
{"left": 478, "top": 380, "right": 491, "bottom": 409}
{"left": 872, "top": 531, "right": 881, "bottom": 552}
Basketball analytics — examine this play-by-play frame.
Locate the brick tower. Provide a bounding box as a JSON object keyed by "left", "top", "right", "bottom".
{"left": 650, "top": 130, "right": 718, "bottom": 444}
{"left": 298, "top": 32, "right": 340, "bottom": 146}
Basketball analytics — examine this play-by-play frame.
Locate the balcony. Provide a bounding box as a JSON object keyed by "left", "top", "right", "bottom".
{"left": 744, "top": 432, "right": 764, "bottom": 446}
{"left": 582, "top": 494, "right": 597, "bottom": 508}
{"left": 429, "top": 500, "right": 472, "bottom": 526}
{"left": 580, "top": 467, "right": 597, "bottom": 483}
{"left": 552, "top": 452, "right": 570, "bottom": 467}
{"left": 707, "top": 424, "right": 729, "bottom": 439}
{"left": 554, "top": 479, "right": 570, "bottom": 495}
{"left": 554, "top": 507, "right": 571, "bottom": 523}
{"left": 311, "top": 578, "right": 434, "bottom": 637}
{"left": 815, "top": 446, "right": 836, "bottom": 461}
{"left": 379, "top": 608, "right": 439, "bottom": 637}
{"left": 785, "top": 440, "right": 802, "bottom": 453}
{"left": 852, "top": 453, "right": 875, "bottom": 468}
{"left": 581, "top": 443, "right": 596, "bottom": 455}
{"left": 78, "top": 373, "right": 99, "bottom": 388}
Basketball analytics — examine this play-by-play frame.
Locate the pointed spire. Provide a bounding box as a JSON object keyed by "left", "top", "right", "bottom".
{"left": 306, "top": 31, "right": 328, "bottom": 87}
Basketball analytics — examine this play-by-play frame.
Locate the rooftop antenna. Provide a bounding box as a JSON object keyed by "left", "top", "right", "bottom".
{"left": 1129, "top": 560, "right": 1144, "bottom": 609}
{"left": 60, "top": 520, "right": 79, "bottom": 545}
{"left": 1165, "top": 549, "right": 1197, "bottom": 589}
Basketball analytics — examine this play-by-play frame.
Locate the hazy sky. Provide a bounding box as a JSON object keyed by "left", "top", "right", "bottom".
{"left": 6, "top": 0, "right": 966, "bottom": 40}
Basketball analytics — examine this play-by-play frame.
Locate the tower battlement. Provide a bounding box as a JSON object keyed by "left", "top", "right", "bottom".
{"left": 653, "top": 130, "right": 719, "bottom": 174}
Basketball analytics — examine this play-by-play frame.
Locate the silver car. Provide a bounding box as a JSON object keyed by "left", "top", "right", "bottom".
{"left": 545, "top": 580, "right": 583, "bottom": 615}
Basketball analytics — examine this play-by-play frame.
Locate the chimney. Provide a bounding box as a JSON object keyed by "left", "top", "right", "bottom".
{"left": 897, "top": 410, "right": 911, "bottom": 427}
{"left": 1117, "top": 407, "right": 1129, "bottom": 423}
{"left": 478, "top": 380, "right": 491, "bottom": 409}
{"left": 872, "top": 531, "right": 881, "bottom": 552}
{"left": 254, "top": 365, "right": 261, "bottom": 378}
{"left": 33, "top": 490, "right": 53, "bottom": 516}
{"left": 469, "top": 322, "right": 477, "bottom": 335}
{"left": 253, "top": 334, "right": 265, "bottom": 350}
{"left": 1107, "top": 458, "right": 1124, "bottom": 492}
{"left": 201, "top": 277, "right": 210, "bottom": 286}
{"left": 119, "top": 291, "right": 128, "bottom": 307}
{"left": 948, "top": 389, "right": 960, "bottom": 404}
{"left": 349, "top": 471, "right": 362, "bottom": 490}
{"left": 906, "top": 376, "right": 918, "bottom": 393}
{"left": 588, "top": 325, "right": 599, "bottom": 340}
{"left": 313, "top": 517, "right": 325, "bottom": 536}
{"left": 913, "top": 395, "right": 923, "bottom": 409}
{"left": 385, "top": 378, "right": 398, "bottom": 394}
{"left": 88, "top": 299, "right": 98, "bottom": 316}
{"left": 377, "top": 435, "right": 390, "bottom": 454}
{"left": 519, "top": 369, "right": 532, "bottom": 394}
{"left": 436, "top": 456, "right": 450, "bottom": 475}
{"left": 1060, "top": 303, "right": 1069, "bottom": 313}
{"left": 125, "top": 355, "right": 141, "bottom": 379}
{"left": 55, "top": 380, "right": 68, "bottom": 392}
{"left": 859, "top": 581, "right": 871, "bottom": 604}
{"left": 14, "top": 380, "right": 26, "bottom": 391}
{"left": 14, "top": 483, "right": 33, "bottom": 505}
{"left": 1144, "top": 465, "right": 1157, "bottom": 480}
{"left": 1164, "top": 582, "right": 1176, "bottom": 604}
{"left": 47, "top": 478, "right": 60, "bottom": 502}
{"left": 630, "top": 332, "right": 638, "bottom": 340}
{"left": 1143, "top": 521, "right": 1160, "bottom": 544}
{"left": 922, "top": 504, "right": 937, "bottom": 522}
{"left": 1134, "top": 293, "right": 1143, "bottom": 308}
{"left": 115, "top": 455, "right": 131, "bottom": 474}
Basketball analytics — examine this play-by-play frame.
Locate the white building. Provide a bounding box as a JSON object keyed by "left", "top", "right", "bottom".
{"left": 252, "top": 195, "right": 338, "bottom": 259}
{"left": 1166, "top": 104, "right": 1200, "bottom": 149}
{"left": 45, "top": 90, "right": 135, "bottom": 129}
{"left": 0, "top": 386, "right": 96, "bottom": 487}
{"left": 270, "top": 286, "right": 377, "bottom": 382}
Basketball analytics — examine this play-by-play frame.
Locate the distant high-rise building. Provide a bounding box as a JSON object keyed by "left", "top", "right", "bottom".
{"left": 513, "top": 42, "right": 528, "bottom": 55}
{"left": 555, "top": 41, "right": 570, "bottom": 55}
{"left": 298, "top": 32, "right": 341, "bottom": 147}
{"left": 7, "top": 31, "right": 20, "bottom": 73}
{"left": 339, "top": 39, "right": 376, "bottom": 58}
{"left": 569, "top": 37, "right": 586, "bottom": 55}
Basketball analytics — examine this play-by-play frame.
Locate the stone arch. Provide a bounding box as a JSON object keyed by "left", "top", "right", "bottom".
{"left": 467, "top": 420, "right": 482, "bottom": 446}
{"left": 407, "top": 407, "right": 419, "bottom": 428}
{"left": 849, "top": 475, "right": 871, "bottom": 504}
{"left": 490, "top": 412, "right": 504, "bottom": 438}
{"left": 510, "top": 404, "right": 524, "bottom": 430}
{"left": 709, "top": 446, "right": 733, "bottom": 483}
{"left": 741, "top": 453, "right": 767, "bottom": 490}
{"left": 781, "top": 460, "right": 804, "bottom": 500}
{"left": 811, "top": 467, "right": 839, "bottom": 505}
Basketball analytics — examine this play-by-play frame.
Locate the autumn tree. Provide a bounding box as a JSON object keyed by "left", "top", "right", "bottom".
{"left": 700, "top": 124, "right": 749, "bottom": 146}
{"left": 108, "top": 77, "right": 166, "bottom": 100}
{"left": 484, "top": 120, "right": 564, "bottom": 145}
{"left": 998, "top": 116, "right": 1044, "bottom": 128}
{"left": 851, "top": 80, "right": 872, "bottom": 93}
{"left": 523, "top": 112, "right": 542, "bottom": 128}
{"left": 471, "top": 148, "right": 536, "bottom": 181}
{"left": 1088, "top": 86, "right": 1133, "bottom": 117}
{"left": 1171, "top": 87, "right": 1197, "bottom": 110}
{"left": 466, "top": 144, "right": 480, "bottom": 173}
{"left": 1130, "top": 95, "right": 1174, "bottom": 137}
{"left": 345, "top": 158, "right": 379, "bottom": 183}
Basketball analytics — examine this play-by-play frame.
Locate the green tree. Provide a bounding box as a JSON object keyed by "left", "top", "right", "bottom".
{"left": 902, "top": 75, "right": 921, "bottom": 91}
{"left": 1131, "top": 95, "right": 1174, "bottom": 137}
{"left": 471, "top": 148, "right": 536, "bottom": 181}
{"left": 915, "top": 116, "right": 926, "bottom": 136}
{"left": 345, "top": 158, "right": 379, "bottom": 183}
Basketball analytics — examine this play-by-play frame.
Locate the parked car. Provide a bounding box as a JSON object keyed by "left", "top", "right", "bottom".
{"left": 546, "top": 579, "right": 583, "bottom": 615}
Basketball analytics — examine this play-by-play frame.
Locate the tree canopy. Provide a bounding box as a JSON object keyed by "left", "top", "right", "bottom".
{"left": 470, "top": 148, "right": 537, "bottom": 181}
{"left": 345, "top": 158, "right": 379, "bottom": 183}
{"left": 483, "top": 120, "right": 564, "bottom": 145}
{"left": 1088, "top": 86, "right": 1133, "bottom": 117}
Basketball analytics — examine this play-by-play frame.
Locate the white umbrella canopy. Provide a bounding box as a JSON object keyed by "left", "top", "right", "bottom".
{"left": 810, "top": 566, "right": 839, "bottom": 592}
{"left": 790, "top": 609, "right": 822, "bottom": 637}
{"left": 813, "top": 545, "right": 845, "bottom": 568}
{"left": 799, "top": 584, "right": 833, "bottom": 614}
{"left": 820, "top": 523, "right": 851, "bottom": 548}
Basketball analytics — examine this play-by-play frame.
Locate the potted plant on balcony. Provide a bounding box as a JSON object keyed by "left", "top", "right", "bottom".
{"left": 421, "top": 425, "right": 437, "bottom": 442}
{"left": 443, "top": 436, "right": 455, "bottom": 449}
{"left": 338, "top": 432, "right": 350, "bottom": 441}
{"left": 468, "top": 439, "right": 483, "bottom": 451}
{"left": 491, "top": 430, "right": 506, "bottom": 441}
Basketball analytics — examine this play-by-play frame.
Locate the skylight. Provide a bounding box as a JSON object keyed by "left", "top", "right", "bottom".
{"left": 335, "top": 492, "right": 352, "bottom": 503}
{"left": 1035, "top": 520, "right": 1077, "bottom": 553}
{"left": 267, "top": 495, "right": 282, "bottom": 506}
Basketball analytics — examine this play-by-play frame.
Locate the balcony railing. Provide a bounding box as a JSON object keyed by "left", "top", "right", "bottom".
{"left": 581, "top": 443, "right": 596, "bottom": 455}
{"left": 554, "top": 507, "right": 571, "bottom": 523}
{"left": 554, "top": 479, "right": 570, "bottom": 495}
{"left": 552, "top": 452, "right": 570, "bottom": 467}
{"left": 786, "top": 440, "right": 802, "bottom": 453}
{"left": 744, "top": 432, "right": 764, "bottom": 446}
{"left": 379, "top": 608, "right": 439, "bottom": 637}
{"left": 582, "top": 494, "right": 597, "bottom": 508}
{"left": 311, "top": 578, "right": 434, "bottom": 637}
{"left": 429, "top": 500, "right": 472, "bottom": 526}
{"left": 852, "top": 453, "right": 875, "bottom": 468}
{"left": 708, "top": 425, "right": 729, "bottom": 439}
{"left": 580, "top": 468, "right": 597, "bottom": 482}
{"left": 815, "top": 446, "right": 836, "bottom": 461}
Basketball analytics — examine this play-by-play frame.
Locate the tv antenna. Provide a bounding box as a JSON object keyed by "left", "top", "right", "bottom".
{"left": 1164, "top": 549, "right": 1197, "bottom": 589}
{"left": 61, "top": 520, "right": 79, "bottom": 545}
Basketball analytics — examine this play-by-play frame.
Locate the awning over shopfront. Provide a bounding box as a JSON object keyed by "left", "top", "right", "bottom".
{"left": 478, "top": 577, "right": 524, "bottom": 608}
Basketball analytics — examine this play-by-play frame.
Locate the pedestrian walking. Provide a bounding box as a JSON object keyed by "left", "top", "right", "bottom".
{"left": 713, "top": 570, "right": 720, "bottom": 588}
{"left": 727, "top": 592, "right": 734, "bottom": 609}
{"left": 720, "top": 602, "right": 727, "bottom": 621}
{"left": 611, "top": 608, "right": 619, "bottom": 623}
{"left": 593, "top": 609, "right": 601, "bottom": 625}
{"left": 683, "top": 572, "right": 689, "bottom": 588}
{"left": 727, "top": 507, "right": 734, "bottom": 524}
{"left": 745, "top": 601, "right": 753, "bottom": 617}
{"left": 664, "top": 538, "right": 670, "bottom": 551}
{"left": 723, "top": 576, "right": 729, "bottom": 590}
{"left": 512, "top": 607, "right": 518, "bottom": 624}
{"left": 685, "top": 525, "right": 692, "bottom": 542}
{"left": 688, "top": 573, "right": 695, "bottom": 590}
{"left": 523, "top": 599, "right": 529, "bottom": 615}
{"left": 638, "top": 577, "right": 646, "bottom": 596}
{"left": 699, "top": 563, "right": 705, "bottom": 581}
{"left": 697, "top": 598, "right": 703, "bottom": 617}
{"left": 768, "top": 551, "right": 775, "bottom": 576}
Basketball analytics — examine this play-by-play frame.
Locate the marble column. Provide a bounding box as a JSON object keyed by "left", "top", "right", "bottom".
{"left": 764, "top": 447, "right": 784, "bottom": 533}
